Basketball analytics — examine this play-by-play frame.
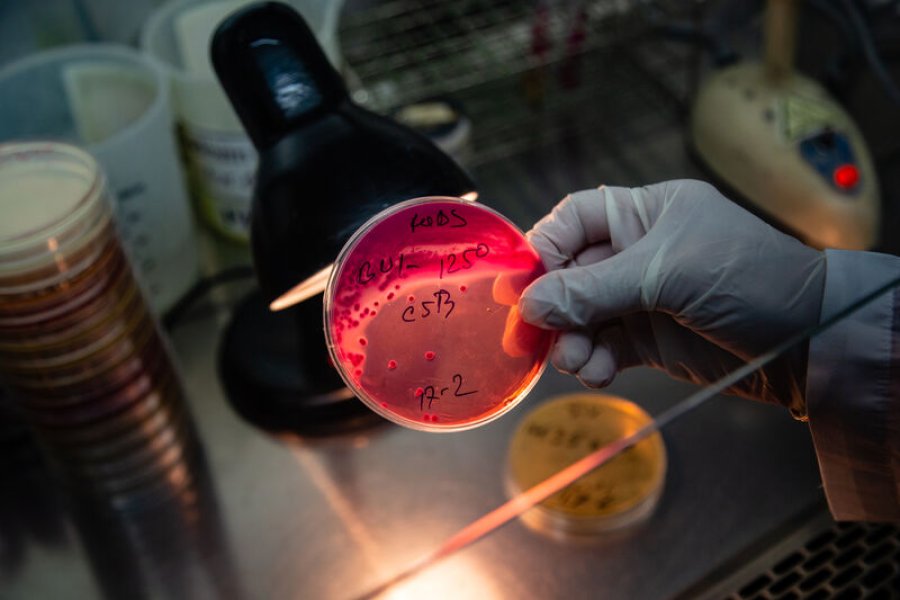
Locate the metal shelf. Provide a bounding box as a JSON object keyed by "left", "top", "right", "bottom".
{"left": 340, "top": 0, "right": 701, "bottom": 166}
{"left": 341, "top": 0, "right": 695, "bottom": 107}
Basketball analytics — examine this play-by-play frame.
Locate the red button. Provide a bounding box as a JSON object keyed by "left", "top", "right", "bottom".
{"left": 833, "top": 164, "right": 859, "bottom": 189}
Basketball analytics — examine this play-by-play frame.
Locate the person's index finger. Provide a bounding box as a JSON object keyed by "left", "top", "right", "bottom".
{"left": 526, "top": 187, "right": 611, "bottom": 270}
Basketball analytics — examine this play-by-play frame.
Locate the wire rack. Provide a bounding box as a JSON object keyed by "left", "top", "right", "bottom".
{"left": 336, "top": 8, "right": 900, "bottom": 599}
{"left": 339, "top": 0, "right": 703, "bottom": 169}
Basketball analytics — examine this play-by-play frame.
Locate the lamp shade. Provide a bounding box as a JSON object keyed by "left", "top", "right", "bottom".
{"left": 211, "top": 1, "right": 476, "bottom": 302}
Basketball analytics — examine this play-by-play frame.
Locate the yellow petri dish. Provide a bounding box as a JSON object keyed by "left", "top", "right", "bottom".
{"left": 506, "top": 393, "right": 667, "bottom": 539}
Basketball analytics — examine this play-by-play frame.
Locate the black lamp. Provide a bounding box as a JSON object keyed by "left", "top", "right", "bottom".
{"left": 210, "top": 2, "right": 476, "bottom": 434}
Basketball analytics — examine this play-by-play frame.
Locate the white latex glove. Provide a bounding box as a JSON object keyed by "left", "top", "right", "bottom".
{"left": 518, "top": 180, "right": 826, "bottom": 412}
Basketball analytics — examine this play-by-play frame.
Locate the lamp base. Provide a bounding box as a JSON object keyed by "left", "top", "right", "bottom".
{"left": 218, "top": 290, "right": 385, "bottom": 436}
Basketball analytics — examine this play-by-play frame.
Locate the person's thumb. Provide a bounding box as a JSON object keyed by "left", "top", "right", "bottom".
{"left": 518, "top": 249, "right": 648, "bottom": 329}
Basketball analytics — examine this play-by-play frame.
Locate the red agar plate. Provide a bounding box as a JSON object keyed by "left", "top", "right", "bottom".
{"left": 324, "top": 197, "right": 553, "bottom": 431}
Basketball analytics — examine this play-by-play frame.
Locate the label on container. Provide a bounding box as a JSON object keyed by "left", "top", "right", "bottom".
{"left": 179, "top": 124, "right": 257, "bottom": 242}
{"left": 111, "top": 177, "right": 198, "bottom": 313}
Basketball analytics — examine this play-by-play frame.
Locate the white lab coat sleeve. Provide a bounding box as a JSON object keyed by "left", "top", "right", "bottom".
{"left": 806, "top": 249, "right": 900, "bottom": 522}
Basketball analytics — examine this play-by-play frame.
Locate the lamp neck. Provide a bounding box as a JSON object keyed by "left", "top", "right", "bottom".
{"left": 211, "top": 1, "right": 348, "bottom": 150}
{"left": 764, "top": 0, "right": 796, "bottom": 82}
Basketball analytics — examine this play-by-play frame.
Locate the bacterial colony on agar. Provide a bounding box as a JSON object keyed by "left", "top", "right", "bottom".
{"left": 324, "top": 196, "right": 554, "bottom": 432}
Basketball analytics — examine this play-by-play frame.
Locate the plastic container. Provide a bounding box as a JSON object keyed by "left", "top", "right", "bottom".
{"left": 506, "top": 393, "right": 667, "bottom": 539}
{"left": 325, "top": 196, "right": 553, "bottom": 431}
{"left": 0, "top": 142, "right": 197, "bottom": 509}
{"left": 0, "top": 44, "right": 199, "bottom": 314}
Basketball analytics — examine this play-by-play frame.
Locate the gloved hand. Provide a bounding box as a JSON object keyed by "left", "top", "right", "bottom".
{"left": 518, "top": 180, "right": 826, "bottom": 413}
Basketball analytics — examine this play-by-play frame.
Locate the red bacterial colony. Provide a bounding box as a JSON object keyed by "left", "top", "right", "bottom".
{"left": 325, "top": 198, "right": 553, "bottom": 431}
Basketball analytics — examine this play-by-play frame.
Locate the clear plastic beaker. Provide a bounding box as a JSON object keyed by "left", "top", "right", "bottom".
{"left": 0, "top": 44, "right": 199, "bottom": 315}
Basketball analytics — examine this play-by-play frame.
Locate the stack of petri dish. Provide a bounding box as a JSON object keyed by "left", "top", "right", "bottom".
{"left": 0, "top": 142, "right": 196, "bottom": 510}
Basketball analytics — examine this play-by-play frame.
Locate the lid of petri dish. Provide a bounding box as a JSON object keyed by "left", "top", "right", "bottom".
{"left": 506, "top": 393, "right": 667, "bottom": 539}
{"left": 0, "top": 143, "right": 105, "bottom": 245}
{"left": 324, "top": 196, "right": 554, "bottom": 432}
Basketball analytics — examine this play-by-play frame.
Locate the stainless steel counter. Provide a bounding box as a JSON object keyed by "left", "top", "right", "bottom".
{"left": 1, "top": 290, "right": 827, "bottom": 599}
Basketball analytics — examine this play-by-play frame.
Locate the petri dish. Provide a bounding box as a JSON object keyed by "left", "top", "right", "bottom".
{"left": 506, "top": 393, "right": 667, "bottom": 539}
{"left": 33, "top": 368, "right": 175, "bottom": 429}
{"left": 324, "top": 196, "right": 554, "bottom": 432}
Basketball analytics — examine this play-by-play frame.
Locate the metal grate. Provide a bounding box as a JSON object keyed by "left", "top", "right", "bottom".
{"left": 445, "top": 42, "right": 687, "bottom": 167}
{"left": 340, "top": 0, "right": 701, "bottom": 167}
{"left": 340, "top": 0, "right": 684, "bottom": 111}
{"left": 723, "top": 521, "right": 900, "bottom": 600}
